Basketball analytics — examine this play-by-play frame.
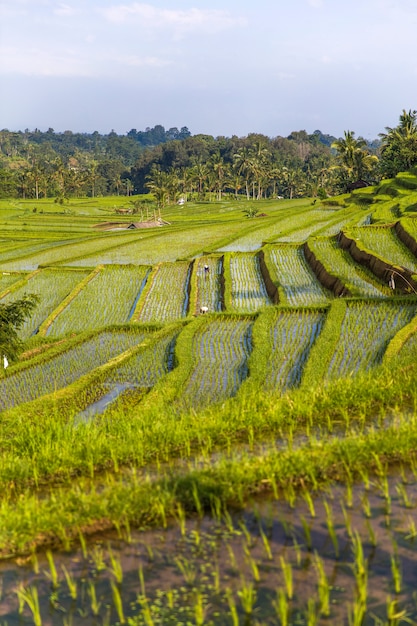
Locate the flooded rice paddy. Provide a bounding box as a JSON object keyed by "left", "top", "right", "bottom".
{"left": 3, "top": 472, "right": 417, "bottom": 625}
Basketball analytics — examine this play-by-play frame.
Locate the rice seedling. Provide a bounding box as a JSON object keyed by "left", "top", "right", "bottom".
{"left": 365, "top": 519, "right": 377, "bottom": 548}
{"left": 108, "top": 544, "right": 123, "bottom": 584}
{"left": 305, "top": 597, "right": 320, "bottom": 626}
{"left": 45, "top": 549, "right": 59, "bottom": 589}
{"left": 301, "top": 516, "right": 313, "bottom": 551}
{"left": 237, "top": 578, "right": 257, "bottom": 618}
{"left": 313, "top": 552, "right": 331, "bottom": 618}
{"left": 324, "top": 499, "right": 339, "bottom": 558}
{"left": 280, "top": 555, "right": 293, "bottom": 600}
{"left": 111, "top": 579, "right": 126, "bottom": 624}
{"left": 273, "top": 588, "right": 290, "bottom": 626}
{"left": 87, "top": 579, "right": 101, "bottom": 616}
{"left": 390, "top": 541, "right": 402, "bottom": 595}
{"left": 361, "top": 493, "right": 372, "bottom": 518}
{"left": 384, "top": 596, "right": 414, "bottom": 625}
{"left": 16, "top": 584, "right": 42, "bottom": 626}
{"left": 259, "top": 524, "right": 273, "bottom": 560}
{"left": 226, "top": 587, "right": 240, "bottom": 626}
{"left": 61, "top": 564, "right": 77, "bottom": 600}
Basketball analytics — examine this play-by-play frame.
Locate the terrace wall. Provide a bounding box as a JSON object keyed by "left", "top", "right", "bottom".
{"left": 258, "top": 250, "right": 279, "bottom": 304}
{"left": 339, "top": 231, "right": 417, "bottom": 293}
{"left": 303, "top": 241, "right": 350, "bottom": 297}
{"left": 395, "top": 221, "right": 417, "bottom": 258}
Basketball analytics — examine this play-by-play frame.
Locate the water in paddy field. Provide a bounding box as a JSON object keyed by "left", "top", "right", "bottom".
{"left": 4, "top": 471, "right": 417, "bottom": 625}
{"left": 73, "top": 382, "right": 134, "bottom": 424}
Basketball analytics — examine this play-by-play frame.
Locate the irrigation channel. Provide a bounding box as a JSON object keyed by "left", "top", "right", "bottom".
{"left": 4, "top": 471, "right": 417, "bottom": 625}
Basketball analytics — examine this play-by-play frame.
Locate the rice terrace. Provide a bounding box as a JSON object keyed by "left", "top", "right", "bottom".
{"left": 2, "top": 169, "right": 417, "bottom": 625}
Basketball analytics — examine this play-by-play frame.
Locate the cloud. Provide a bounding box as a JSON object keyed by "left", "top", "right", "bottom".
{"left": 101, "top": 3, "right": 247, "bottom": 35}
{"left": 113, "top": 54, "right": 171, "bottom": 68}
{"left": 53, "top": 3, "right": 77, "bottom": 17}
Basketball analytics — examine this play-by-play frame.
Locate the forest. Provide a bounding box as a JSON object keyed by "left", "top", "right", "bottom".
{"left": 4, "top": 112, "right": 416, "bottom": 204}
{"left": 1, "top": 110, "right": 416, "bottom": 205}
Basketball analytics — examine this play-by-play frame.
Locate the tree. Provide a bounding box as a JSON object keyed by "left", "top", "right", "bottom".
{"left": 145, "top": 165, "right": 170, "bottom": 212}
{"left": 0, "top": 295, "right": 38, "bottom": 363}
{"left": 233, "top": 146, "right": 253, "bottom": 200}
{"left": 331, "top": 130, "right": 377, "bottom": 190}
{"left": 209, "top": 151, "right": 228, "bottom": 201}
{"left": 379, "top": 109, "right": 417, "bottom": 177}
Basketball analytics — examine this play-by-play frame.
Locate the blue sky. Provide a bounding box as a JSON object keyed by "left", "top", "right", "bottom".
{"left": 1, "top": 0, "right": 417, "bottom": 139}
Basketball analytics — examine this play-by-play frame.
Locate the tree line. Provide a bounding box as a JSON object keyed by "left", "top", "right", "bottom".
{"left": 1, "top": 110, "right": 416, "bottom": 203}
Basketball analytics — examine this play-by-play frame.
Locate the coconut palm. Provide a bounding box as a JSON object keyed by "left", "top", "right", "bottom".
{"left": 233, "top": 147, "right": 253, "bottom": 200}
{"left": 379, "top": 109, "right": 417, "bottom": 176}
{"left": 145, "top": 166, "right": 170, "bottom": 211}
{"left": 209, "top": 151, "right": 229, "bottom": 201}
{"left": 331, "top": 130, "right": 377, "bottom": 188}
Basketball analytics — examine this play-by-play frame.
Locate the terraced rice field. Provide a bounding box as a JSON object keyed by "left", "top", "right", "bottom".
{"left": 0, "top": 232, "right": 142, "bottom": 271}
{"left": 183, "top": 317, "right": 252, "bottom": 407}
{"left": 266, "top": 245, "right": 330, "bottom": 305}
{"left": 1, "top": 268, "right": 89, "bottom": 339}
{"left": 48, "top": 265, "right": 150, "bottom": 337}
{"left": 136, "top": 261, "right": 191, "bottom": 322}
{"left": 397, "top": 330, "right": 417, "bottom": 363}
{"left": 228, "top": 253, "right": 270, "bottom": 312}
{"left": 401, "top": 216, "right": 417, "bottom": 238}
{"left": 0, "top": 330, "right": 146, "bottom": 411}
{"left": 76, "top": 329, "right": 178, "bottom": 421}
{"left": 326, "top": 300, "right": 417, "bottom": 379}
{"left": 104, "top": 329, "right": 178, "bottom": 389}
{"left": 195, "top": 256, "right": 223, "bottom": 313}
{"left": 63, "top": 222, "right": 251, "bottom": 266}
{"left": 0, "top": 271, "right": 26, "bottom": 294}
{"left": 218, "top": 207, "right": 334, "bottom": 251}
{"left": 264, "top": 308, "right": 326, "bottom": 391}
{"left": 0, "top": 239, "right": 80, "bottom": 264}
{"left": 309, "top": 238, "right": 387, "bottom": 297}
{"left": 348, "top": 225, "right": 417, "bottom": 273}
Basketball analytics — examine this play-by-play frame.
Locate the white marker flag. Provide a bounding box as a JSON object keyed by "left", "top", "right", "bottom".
{"left": 3, "top": 355, "right": 8, "bottom": 369}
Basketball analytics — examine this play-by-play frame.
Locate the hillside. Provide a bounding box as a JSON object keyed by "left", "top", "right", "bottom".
{"left": 1, "top": 171, "right": 417, "bottom": 624}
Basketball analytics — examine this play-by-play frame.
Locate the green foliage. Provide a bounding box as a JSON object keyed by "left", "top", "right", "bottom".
{"left": 242, "top": 204, "right": 260, "bottom": 218}
{"left": 0, "top": 293, "right": 38, "bottom": 361}
{"left": 379, "top": 109, "right": 417, "bottom": 178}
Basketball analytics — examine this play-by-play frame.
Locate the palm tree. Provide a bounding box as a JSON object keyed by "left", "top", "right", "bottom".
{"left": 233, "top": 147, "right": 253, "bottom": 200}
{"left": 379, "top": 109, "right": 417, "bottom": 176}
{"left": 190, "top": 161, "right": 209, "bottom": 199}
{"left": 226, "top": 172, "right": 244, "bottom": 199}
{"left": 331, "top": 131, "right": 366, "bottom": 170}
{"left": 209, "top": 151, "right": 228, "bottom": 201}
{"left": 331, "top": 130, "right": 376, "bottom": 187}
{"left": 145, "top": 166, "right": 170, "bottom": 213}
{"left": 380, "top": 109, "right": 417, "bottom": 142}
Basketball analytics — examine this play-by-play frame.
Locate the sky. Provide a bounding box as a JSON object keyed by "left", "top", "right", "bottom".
{"left": 1, "top": 0, "right": 417, "bottom": 140}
